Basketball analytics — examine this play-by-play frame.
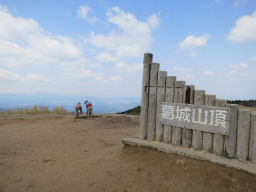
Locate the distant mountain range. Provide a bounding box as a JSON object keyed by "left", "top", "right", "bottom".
{"left": 0, "top": 93, "right": 140, "bottom": 114}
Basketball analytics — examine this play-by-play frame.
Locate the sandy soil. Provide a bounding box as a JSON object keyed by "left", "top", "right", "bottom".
{"left": 0, "top": 114, "right": 256, "bottom": 192}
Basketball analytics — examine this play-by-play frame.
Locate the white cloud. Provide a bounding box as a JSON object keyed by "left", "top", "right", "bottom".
{"left": 203, "top": 70, "right": 215, "bottom": 76}
{"left": 0, "top": 69, "right": 50, "bottom": 82}
{"left": 240, "top": 63, "right": 248, "bottom": 68}
{"left": 0, "top": 69, "right": 24, "bottom": 81}
{"left": 147, "top": 14, "right": 160, "bottom": 29}
{"left": 173, "top": 66, "right": 192, "bottom": 73}
{"left": 77, "top": 5, "right": 98, "bottom": 23}
{"left": 96, "top": 52, "right": 116, "bottom": 62}
{"left": 77, "top": 6, "right": 90, "bottom": 19}
{"left": 229, "top": 70, "right": 256, "bottom": 80}
{"left": 27, "top": 73, "right": 49, "bottom": 82}
{"left": 178, "top": 35, "right": 209, "bottom": 57}
{"left": 251, "top": 56, "right": 256, "bottom": 62}
{"left": 227, "top": 11, "right": 256, "bottom": 42}
{"left": 85, "top": 6, "right": 159, "bottom": 66}
{"left": 110, "top": 76, "right": 122, "bottom": 81}
{"left": 179, "top": 35, "right": 209, "bottom": 49}
{"left": 172, "top": 66, "right": 194, "bottom": 81}
{"left": 115, "top": 61, "right": 142, "bottom": 72}
{"left": 229, "top": 63, "right": 248, "bottom": 69}
{"left": 0, "top": 6, "right": 159, "bottom": 95}
{"left": 0, "top": 7, "right": 94, "bottom": 80}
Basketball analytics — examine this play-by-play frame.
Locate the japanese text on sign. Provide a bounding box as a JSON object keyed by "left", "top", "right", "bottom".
{"left": 160, "top": 103, "right": 231, "bottom": 135}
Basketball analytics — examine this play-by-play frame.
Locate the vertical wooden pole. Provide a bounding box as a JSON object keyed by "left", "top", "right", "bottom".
{"left": 155, "top": 71, "right": 167, "bottom": 141}
{"left": 236, "top": 109, "right": 251, "bottom": 161}
{"left": 202, "top": 94, "right": 216, "bottom": 152}
{"left": 192, "top": 90, "right": 205, "bottom": 150}
{"left": 182, "top": 85, "right": 194, "bottom": 148}
{"left": 249, "top": 113, "right": 256, "bottom": 163}
{"left": 172, "top": 81, "right": 185, "bottom": 145}
{"left": 163, "top": 76, "right": 176, "bottom": 143}
{"left": 147, "top": 63, "right": 160, "bottom": 141}
{"left": 213, "top": 99, "right": 227, "bottom": 155}
{"left": 224, "top": 104, "right": 238, "bottom": 158}
{"left": 139, "top": 53, "right": 152, "bottom": 139}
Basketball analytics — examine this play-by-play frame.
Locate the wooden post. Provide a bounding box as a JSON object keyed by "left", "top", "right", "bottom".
{"left": 224, "top": 104, "right": 238, "bottom": 158}
{"left": 155, "top": 71, "right": 167, "bottom": 141}
{"left": 182, "top": 85, "right": 195, "bottom": 148}
{"left": 213, "top": 99, "right": 227, "bottom": 155}
{"left": 147, "top": 63, "right": 160, "bottom": 141}
{"left": 202, "top": 94, "right": 216, "bottom": 152}
{"left": 139, "top": 53, "right": 152, "bottom": 139}
{"left": 192, "top": 90, "right": 205, "bottom": 150}
{"left": 249, "top": 113, "right": 256, "bottom": 163}
{"left": 163, "top": 76, "right": 176, "bottom": 143}
{"left": 172, "top": 81, "right": 185, "bottom": 145}
{"left": 236, "top": 109, "right": 251, "bottom": 161}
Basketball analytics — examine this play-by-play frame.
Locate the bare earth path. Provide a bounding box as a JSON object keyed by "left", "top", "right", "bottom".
{"left": 0, "top": 114, "right": 256, "bottom": 192}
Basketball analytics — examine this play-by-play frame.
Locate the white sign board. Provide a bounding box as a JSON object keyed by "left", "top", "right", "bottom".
{"left": 160, "top": 102, "right": 232, "bottom": 135}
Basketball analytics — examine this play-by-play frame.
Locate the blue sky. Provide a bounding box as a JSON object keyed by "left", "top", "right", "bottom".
{"left": 0, "top": 0, "right": 256, "bottom": 100}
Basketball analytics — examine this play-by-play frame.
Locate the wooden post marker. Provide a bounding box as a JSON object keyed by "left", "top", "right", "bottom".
{"left": 172, "top": 81, "right": 185, "bottom": 145}
{"left": 192, "top": 90, "right": 205, "bottom": 150}
{"left": 139, "top": 53, "right": 152, "bottom": 139}
{"left": 249, "top": 113, "right": 256, "bottom": 163}
{"left": 182, "top": 85, "right": 195, "bottom": 148}
{"left": 147, "top": 63, "right": 160, "bottom": 141}
{"left": 213, "top": 99, "right": 227, "bottom": 155}
{"left": 156, "top": 71, "right": 167, "bottom": 141}
{"left": 163, "top": 76, "right": 176, "bottom": 143}
{"left": 236, "top": 109, "right": 251, "bottom": 161}
{"left": 224, "top": 104, "right": 238, "bottom": 158}
{"left": 203, "top": 94, "right": 216, "bottom": 152}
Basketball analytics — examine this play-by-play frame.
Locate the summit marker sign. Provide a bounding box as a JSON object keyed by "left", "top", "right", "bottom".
{"left": 160, "top": 102, "right": 233, "bottom": 135}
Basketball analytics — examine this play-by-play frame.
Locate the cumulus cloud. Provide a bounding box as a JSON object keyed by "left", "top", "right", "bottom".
{"left": 179, "top": 35, "right": 209, "bottom": 49}
{"left": 147, "top": 14, "right": 160, "bottom": 29}
{"left": 85, "top": 6, "right": 159, "bottom": 71}
{"left": 178, "top": 35, "right": 209, "bottom": 57}
{"left": 227, "top": 11, "right": 256, "bottom": 42}
{"left": 0, "top": 7, "right": 94, "bottom": 80}
{"left": 77, "top": 5, "right": 98, "bottom": 23}
{"left": 203, "top": 70, "right": 215, "bottom": 76}
{"left": 0, "top": 6, "right": 159, "bottom": 94}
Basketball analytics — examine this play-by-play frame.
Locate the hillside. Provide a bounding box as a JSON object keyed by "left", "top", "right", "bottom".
{"left": 118, "top": 106, "right": 141, "bottom": 115}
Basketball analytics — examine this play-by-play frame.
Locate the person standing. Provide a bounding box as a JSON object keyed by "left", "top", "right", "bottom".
{"left": 84, "top": 100, "right": 93, "bottom": 119}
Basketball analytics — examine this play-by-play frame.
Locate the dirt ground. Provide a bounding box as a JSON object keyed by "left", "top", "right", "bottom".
{"left": 0, "top": 114, "right": 256, "bottom": 192}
